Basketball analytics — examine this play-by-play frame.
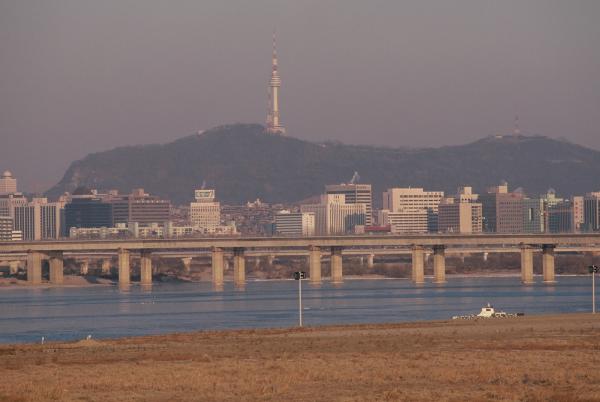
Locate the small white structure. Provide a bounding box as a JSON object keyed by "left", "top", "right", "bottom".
{"left": 477, "top": 303, "right": 508, "bottom": 318}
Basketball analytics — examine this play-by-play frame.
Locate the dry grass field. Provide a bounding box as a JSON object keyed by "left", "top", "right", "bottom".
{"left": 1, "top": 314, "right": 600, "bottom": 401}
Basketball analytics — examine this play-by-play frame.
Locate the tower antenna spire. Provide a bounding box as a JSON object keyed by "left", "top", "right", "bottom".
{"left": 513, "top": 115, "right": 520, "bottom": 136}
{"left": 266, "top": 31, "right": 285, "bottom": 135}
{"left": 272, "top": 30, "right": 278, "bottom": 70}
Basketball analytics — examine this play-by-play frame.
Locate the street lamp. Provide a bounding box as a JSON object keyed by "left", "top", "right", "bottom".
{"left": 293, "top": 271, "right": 307, "bottom": 327}
{"left": 589, "top": 265, "right": 599, "bottom": 314}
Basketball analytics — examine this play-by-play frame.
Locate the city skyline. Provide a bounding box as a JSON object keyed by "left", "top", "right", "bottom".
{"left": 1, "top": 1, "right": 599, "bottom": 192}
{"left": 2, "top": 3, "right": 600, "bottom": 398}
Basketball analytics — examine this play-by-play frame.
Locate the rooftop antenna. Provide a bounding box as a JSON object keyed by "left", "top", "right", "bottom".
{"left": 349, "top": 171, "right": 360, "bottom": 184}
{"left": 201, "top": 180, "right": 206, "bottom": 190}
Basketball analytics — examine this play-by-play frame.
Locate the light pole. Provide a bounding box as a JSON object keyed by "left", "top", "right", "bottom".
{"left": 293, "top": 271, "right": 306, "bottom": 327}
{"left": 589, "top": 265, "right": 599, "bottom": 314}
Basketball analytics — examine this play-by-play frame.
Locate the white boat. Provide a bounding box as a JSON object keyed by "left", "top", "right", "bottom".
{"left": 477, "top": 303, "right": 507, "bottom": 318}
{"left": 452, "top": 303, "right": 523, "bottom": 320}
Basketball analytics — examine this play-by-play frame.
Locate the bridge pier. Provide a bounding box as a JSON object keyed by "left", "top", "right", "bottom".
{"left": 330, "top": 246, "right": 343, "bottom": 283}
{"left": 212, "top": 248, "right": 224, "bottom": 287}
{"left": 118, "top": 249, "right": 131, "bottom": 285}
{"left": 101, "top": 259, "right": 111, "bottom": 275}
{"left": 367, "top": 253, "right": 374, "bottom": 269}
{"left": 181, "top": 257, "right": 192, "bottom": 274}
{"left": 520, "top": 245, "right": 534, "bottom": 285}
{"left": 309, "top": 246, "right": 321, "bottom": 284}
{"left": 433, "top": 245, "right": 446, "bottom": 284}
{"left": 49, "top": 251, "right": 64, "bottom": 284}
{"left": 542, "top": 244, "right": 556, "bottom": 284}
{"left": 80, "top": 260, "right": 89, "bottom": 276}
{"left": 411, "top": 246, "right": 425, "bottom": 284}
{"left": 140, "top": 250, "right": 152, "bottom": 285}
{"left": 233, "top": 248, "right": 245, "bottom": 288}
{"left": 26, "top": 251, "right": 43, "bottom": 285}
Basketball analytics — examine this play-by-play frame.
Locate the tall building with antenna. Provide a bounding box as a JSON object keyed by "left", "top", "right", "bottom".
{"left": 266, "top": 33, "right": 286, "bottom": 134}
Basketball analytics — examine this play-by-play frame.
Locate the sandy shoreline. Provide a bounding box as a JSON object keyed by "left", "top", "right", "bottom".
{"left": 1, "top": 313, "right": 599, "bottom": 401}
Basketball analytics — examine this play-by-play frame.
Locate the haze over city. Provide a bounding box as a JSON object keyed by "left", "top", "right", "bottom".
{"left": 1, "top": 0, "right": 599, "bottom": 192}
{"left": 3, "top": 2, "right": 600, "bottom": 401}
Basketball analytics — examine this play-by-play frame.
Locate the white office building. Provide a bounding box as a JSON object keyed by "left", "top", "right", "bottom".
{"left": 301, "top": 194, "right": 366, "bottom": 235}
{"left": 0, "top": 193, "right": 28, "bottom": 219}
{"left": 378, "top": 208, "right": 430, "bottom": 234}
{"left": 325, "top": 183, "right": 373, "bottom": 225}
{"left": 189, "top": 189, "right": 222, "bottom": 233}
{"left": 13, "top": 198, "right": 64, "bottom": 240}
{"left": 383, "top": 188, "right": 444, "bottom": 213}
{"left": 0, "top": 216, "right": 12, "bottom": 241}
{"left": 380, "top": 187, "right": 444, "bottom": 233}
{"left": 275, "top": 210, "right": 315, "bottom": 236}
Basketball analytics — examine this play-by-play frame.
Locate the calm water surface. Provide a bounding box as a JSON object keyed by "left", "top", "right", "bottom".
{"left": 0, "top": 276, "right": 595, "bottom": 344}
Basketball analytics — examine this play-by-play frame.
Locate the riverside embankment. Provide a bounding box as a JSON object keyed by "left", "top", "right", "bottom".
{"left": 1, "top": 313, "right": 599, "bottom": 401}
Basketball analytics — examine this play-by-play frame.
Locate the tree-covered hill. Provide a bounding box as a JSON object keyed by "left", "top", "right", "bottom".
{"left": 46, "top": 124, "right": 600, "bottom": 205}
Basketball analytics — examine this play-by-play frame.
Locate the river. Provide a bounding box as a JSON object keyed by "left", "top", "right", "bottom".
{"left": 0, "top": 275, "right": 595, "bottom": 343}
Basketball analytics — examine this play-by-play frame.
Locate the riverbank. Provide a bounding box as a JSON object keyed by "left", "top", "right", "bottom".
{"left": 0, "top": 275, "right": 113, "bottom": 288}
{"left": 0, "top": 271, "right": 585, "bottom": 289}
{"left": 1, "top": 313, "right": 599, "bottom": 401}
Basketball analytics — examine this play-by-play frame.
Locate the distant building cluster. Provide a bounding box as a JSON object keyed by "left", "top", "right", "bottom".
{"left": 1, "top": 168, "right": 600, "bottom": 241}
{"left": 271, "top": 180, "right": 600, "bottom": 237}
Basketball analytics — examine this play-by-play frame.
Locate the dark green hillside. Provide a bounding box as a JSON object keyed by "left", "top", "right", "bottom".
{"left": 46, "top": 124, "right": 600, "bottom": 205}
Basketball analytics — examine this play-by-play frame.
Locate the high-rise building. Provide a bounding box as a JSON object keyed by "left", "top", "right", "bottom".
{"left": 265, "top": 33, "right": 285, "bottom": 135}
{"left": 0, "top": 171, "right": 17, "bottom": 195}
{"left": 456, "top": 186, "right": 479, "bottom": 203}
{"left": 521, "top": 190, "right": 565, "bottom": 234}
{"left": 522, "top": 198, "right": 545, "bottom": 234}
{"left": 378, "top": 208, "right": 429, "bottom": 234}
{"left": 274, "top": 210, "right": 315, "bottom": 236}
{"left": 540, "top": 189, "right": 563, "bottom": 208}
{"left": 325, "top": 183, "right": 373, "bottom": 225}
{"left": 301, "top": 194, "right": 366, "bottom": 235}
{"left": 14, "top": 198, "right": 64, "bottom": 240}
{"left": 571, "top": 196, "right": 584, "bottom": 232}
{"left": 547, "top": 201, "right": 574, "bottom": 233}
{"left": 383, "top": 188, "right": 444, "bottom": 213}
{"left": 64, "top": 194, "right": 113, "bottom": 235}
{"left": 0, "top": 216, "right": 12, "bottom": 241}
{"left": 479, "top": 182, "right": 524, "bottom": 233}
{"left": 109, "top": 188, "right": 170, "bottom": 226}
{"left": 189, "top": 189, "right": 221, "bottom": 233}
{"left": 583, "top": 192, "right": 600, "bottom": 232}
{"left": 438, "top": 198, "right": 483, "bottom": 234}
{"left": 0, "top": 193, "right": 28, "bottom": 219}
{"left": 380, "top": 187, "right": 444, "bottom": 232}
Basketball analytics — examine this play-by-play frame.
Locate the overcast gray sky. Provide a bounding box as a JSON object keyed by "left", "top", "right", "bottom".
{"left": 1, "top": 0, "right": 599, "bottom": 192}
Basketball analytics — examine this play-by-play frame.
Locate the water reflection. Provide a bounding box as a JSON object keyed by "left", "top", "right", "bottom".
{"left": 140, "top": 284, "right": 153, "bottom": 293}
{"left": 118, "top": 283, "right": 131, "bottom": 293}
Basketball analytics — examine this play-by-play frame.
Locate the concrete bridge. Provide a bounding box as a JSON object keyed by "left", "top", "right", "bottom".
{"left": 1, "top": 233, "right": 599, "bottom": 287}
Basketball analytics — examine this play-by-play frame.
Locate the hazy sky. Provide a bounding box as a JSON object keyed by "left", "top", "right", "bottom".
{"left": 1, "top": 1, "right": 599, "bottom": 192}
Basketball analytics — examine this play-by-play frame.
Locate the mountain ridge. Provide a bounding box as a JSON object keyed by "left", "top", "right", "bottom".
{"left": 46, "top": 124, "right": 600, "bottom": 206}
